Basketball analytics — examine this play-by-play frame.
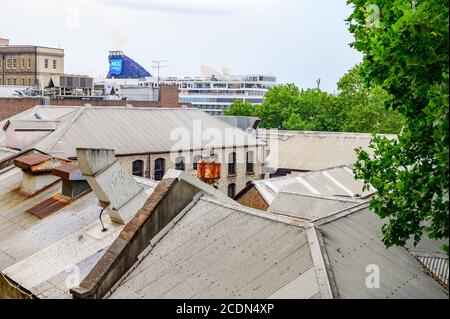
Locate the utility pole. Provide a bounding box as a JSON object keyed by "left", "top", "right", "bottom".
{"left": 151, "top": 60, "right": 170, "bottom": 85}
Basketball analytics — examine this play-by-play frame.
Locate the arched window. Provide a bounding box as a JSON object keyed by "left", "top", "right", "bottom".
{"left": 154, "top": 158, "right": 165, "bottom": 181}
{"left": 132, "top": 160, "right": 144, "bottom": 177}
{"left": 193, "top": 155, "right": 202, "bottom": 171}
{"left": 246, "top": 151, "right": 254, "bottom": 173}
{"left": 228, "top": 151, "right": 237, "bottom": 176}
{"left": 175, "top": 156, "right": 185, "bottom": 171}
{"left": 228, "top": 183, "right": 236, "bottom": 198}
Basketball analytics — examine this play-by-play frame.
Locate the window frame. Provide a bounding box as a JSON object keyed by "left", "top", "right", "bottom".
{"left": 154, "top": 158, "right": 166, "bottom": 181}
{"left": 132, "top": 160, "right": 144, "bottom": 177}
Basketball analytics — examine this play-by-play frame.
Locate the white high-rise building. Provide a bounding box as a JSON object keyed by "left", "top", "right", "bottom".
{"left": 159, "top": 66, "right": 276, "bottom": 116}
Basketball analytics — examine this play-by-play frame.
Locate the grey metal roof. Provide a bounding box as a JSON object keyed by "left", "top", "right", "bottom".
{"left": 0, "top": 147, "right": 18, "bottom": 161}
{"left": 260, "top": 130, "right": 396, "bottom": 171}
{"left": 4, "top": 106, "right": 261, "bottom": 158}
{"left": 318, "top": 207, "right": 448, "bottom": 299}
{"left": 269, "top": 192, "right": 360, "bottom": 221}
{"left": 0, "top": 167, "right": 158, "bottom": 298}
{"left": 109, "top": 197, "right": 321, "bottom": 299}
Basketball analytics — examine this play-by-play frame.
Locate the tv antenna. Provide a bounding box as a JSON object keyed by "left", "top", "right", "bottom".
{"left": 316, "top": 78, "right": 321, "bottom": 90}
{"left": 152, "top": 60, "right": 170, "bottom": 85}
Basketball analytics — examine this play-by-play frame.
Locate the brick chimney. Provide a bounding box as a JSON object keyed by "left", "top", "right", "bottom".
{"left": 159, "top": 84, "right": 180, "bottom": 108}
{"left": 0, "top": 38, "right": 9, "bottom": 46}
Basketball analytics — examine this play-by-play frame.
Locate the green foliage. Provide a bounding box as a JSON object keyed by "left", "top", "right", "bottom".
{"left": 223, "top": 100, "right": 256, "bottom": 117}
{"left": 336, "top": 65, "right": 403, "bottom": 134}
{"left": 225, "top": 68, "right": 402, "bottom": 134}
{"left": 348, "top": 0, "right": 449, "bottom": 251}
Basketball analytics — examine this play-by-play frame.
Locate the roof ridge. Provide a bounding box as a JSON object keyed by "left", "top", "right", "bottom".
{"left": 32, "top": 107, "right": 86, "bottom": 154}
{"left": 200, "top": 196, "right": 310, "bottom": 228}
{"left": 312, "top": 202, "right": 370, "bottom": 226}
{"left": 305, "top": 226, "right": 336, "bottom": 299}
{"left": 276, "top": 190, "right": 363, "bottom": 203}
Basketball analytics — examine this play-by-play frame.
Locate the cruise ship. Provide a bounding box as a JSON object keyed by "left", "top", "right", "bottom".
{"left": 99, "top": 53, "right": 276, "bottom": 114}
{"left": 159, "top": 66, "right": 277, "bottom": 116}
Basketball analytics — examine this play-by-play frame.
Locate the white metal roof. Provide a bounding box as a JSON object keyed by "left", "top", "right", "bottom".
{"left": 253, "top": 165, "right": 375, "bottom": 206}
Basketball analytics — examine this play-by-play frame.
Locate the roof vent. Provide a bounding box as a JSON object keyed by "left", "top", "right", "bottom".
{"left": 53, "top": 163, "right": 91, "bottom": 198}
{"left": 76, "top": 148, "right": 150, "bottom": 224}
{"left": 14, "top": 153, "right": 70, "bottom": 195}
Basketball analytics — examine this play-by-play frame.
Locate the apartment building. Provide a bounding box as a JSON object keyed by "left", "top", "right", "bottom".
{"left": 0, "top": 38, "right": 64, "bottom": 87}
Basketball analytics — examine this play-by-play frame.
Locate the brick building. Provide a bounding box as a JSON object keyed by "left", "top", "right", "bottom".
{"left": 0, "top": 106, "right": 265, "bottom": 196}
{"left": 0, "top": 38, "right": 64, "bottom": 87}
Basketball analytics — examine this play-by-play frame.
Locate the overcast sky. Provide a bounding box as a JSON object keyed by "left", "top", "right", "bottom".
{"left": 0, "top": 0, "right": 361, "bottom": 92}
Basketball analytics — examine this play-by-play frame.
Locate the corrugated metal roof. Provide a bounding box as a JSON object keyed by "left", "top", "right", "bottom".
{"left": 13, "top": 106, "right": 261, "bottom": 158}
{"left": 0, "top": 167, "right": 158, "bottom": 298}
{"left": 109, "top": 197, "right": 320, "bottom": 299}
{"left": 253, "top": 165, "right": 374, "bottom": 206}
{"left": 260, "top": 130, "right": 396, "bottom": 171}
{"left": 269, "top": 192, "right": 360, "bottom": 221}
{"left": 414, "top": 254, "right": 448, "bottom": 286}
{"left": 0, "top": 147, "right": 18, "bottom": 161}
{"left": 318, "top": 207, "right": 448, "bottom": 299}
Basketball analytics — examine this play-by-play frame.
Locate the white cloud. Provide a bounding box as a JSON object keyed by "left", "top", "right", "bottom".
{"left": 97, "top": 0, "right": 257, "bottom": 15}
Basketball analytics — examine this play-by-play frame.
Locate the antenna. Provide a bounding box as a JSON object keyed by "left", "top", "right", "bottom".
{"left": 316, "top": 78, "right": 321, "bottom": 90}
{"left": 152, "top": 60, "right": 170, "bottom": 85}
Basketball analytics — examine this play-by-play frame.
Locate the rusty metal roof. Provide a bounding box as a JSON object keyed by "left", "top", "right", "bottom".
{"left": 14, "top": 153, "right": 52, "bottom": 169}
{"left": 27, "top": 190, "right": 91, "bottom": 219}
{"left": 0, "top": 167, "right": 158, "bottom": 299}
{"left": 14, "top": 153, "right": 69, "bottom": 173}
{"left": 52, "top": 163, "right": 85, "bottom": 181}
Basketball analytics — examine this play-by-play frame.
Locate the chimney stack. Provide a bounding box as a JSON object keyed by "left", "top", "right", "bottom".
{"left": 76, "top": 148, "right": 150, "bottom": 224}
{"left": 0, "top": 38, "right": 9, "bottom": 46}
{"left": 52, "top": 163, "right": 91, "bottom": 198}
{"left": 14, "top": 153, "right": 69, "bottom": 195}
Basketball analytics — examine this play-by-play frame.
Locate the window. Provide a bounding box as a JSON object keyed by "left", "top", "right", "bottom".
{"left": 28, "top": 79, "right": 31, "bottom": 86}
{"left": 154, "top": 158, "right": 165, "bottom": 181}
{"left": 53, "top": 59, "right": 57, "bottom": 69}
{"left": 5, "top": 58, "right": 10, "bottom": 69}
{"left": 12, "top": 58, "right": 16, "bottom": 69}
{"left": 193, "top": 155, "right": 202, "bottom": 171}
{"left": 28, "top": 59, "right": 31, "bottom": 69}
{"left": 21, "top": 59, "right": 25, "bottom": 69}
{"left": 132, "top": 160, "right": 144, "bottom": 177}
{"left": 7, "top": 78, "right": 11, "bottom": 85}
{"left": 228, "top": 152, "right": 236, "bottom": 176}
{"left": 228, "top": 183, "right": 236, "bottom": 198}
{"left": 246, "top": 151, "right": 254, "bottom": 174}
{"left": 45, "top": 59, "right": 49, "bottom": 69}
{"left": 22, "top": 79, "right": 25, "bottom": 86}
{"left": 175, "top": 156, "right": 185, "bottom": 171}
{"left": 12, "top": 79, "right": 16, "bottom": 85}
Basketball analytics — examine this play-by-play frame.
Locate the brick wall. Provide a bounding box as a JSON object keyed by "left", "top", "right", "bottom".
{"left": 236, "top": 184, "right": 269, "bottom": 211}
{"left": 0, "top": 97, "right": 42, "bottom": 121}
{"left": 0, "top": 84, "right": 187, "bottom": 121}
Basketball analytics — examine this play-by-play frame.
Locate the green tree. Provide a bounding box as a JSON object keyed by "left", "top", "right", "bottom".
{"left": 336, "top": 65, "right": 403, "bottom": 134}
{"left": 257, "top": 84, "right": 302, "bottom": 129}
{"left": 224, "top": 100, "right": 256, "bottom": 117}
{"left": 348, "top": 0, "right": 449, "bottom": 251}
